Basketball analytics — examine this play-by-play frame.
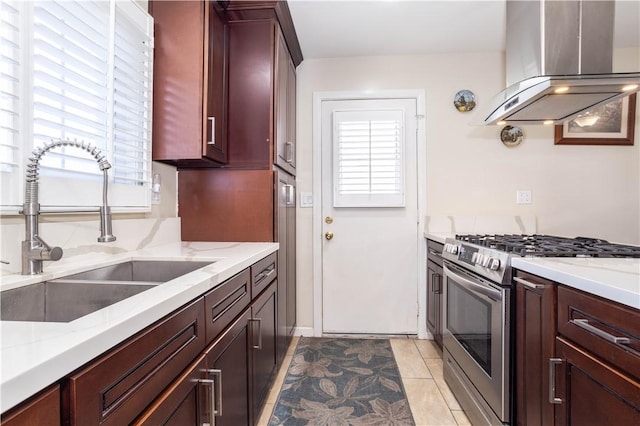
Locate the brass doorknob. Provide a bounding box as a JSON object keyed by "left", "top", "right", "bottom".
{"left": 325, "top": 231, "right": 334, "bottom": 240}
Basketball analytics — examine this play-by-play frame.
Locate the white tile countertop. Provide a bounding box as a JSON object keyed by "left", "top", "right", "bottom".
{"left": 512, "top": 257, "right": 640, "bottom": 310}
{"left": 0, "top": 241, "right": 278, "bottom": 414}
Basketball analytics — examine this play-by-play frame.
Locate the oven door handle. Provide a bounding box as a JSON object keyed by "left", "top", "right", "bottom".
{"left": 443, "top": 264, "right": 502, "bottom": 302}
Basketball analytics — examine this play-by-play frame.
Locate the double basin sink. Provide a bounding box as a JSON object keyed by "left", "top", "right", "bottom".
{"left": 1, "top": 260, "right": 214, "bottom": 323}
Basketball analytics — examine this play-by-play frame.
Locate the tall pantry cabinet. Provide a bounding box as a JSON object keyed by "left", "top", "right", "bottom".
{"left": 151, "top": 0, "right": 302, "bottom": 368}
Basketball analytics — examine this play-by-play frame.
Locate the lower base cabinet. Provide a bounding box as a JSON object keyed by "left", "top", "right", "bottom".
{"left": 1, "top": 386, "right": 60, "bottom": 426}
{"left": 134, "top": 280, "right": 277, "bottom": 426}
{"left": 2, "top": 253, "right": 279, "bottom": 426}
{"left": 554, "top": 337, "right": 640, "bottom": 426}
{"left": 514, "top": 269, "right": 640, "bottom": 426}
{"left": 251, "top": 281, "right": 278, "bottom": 421}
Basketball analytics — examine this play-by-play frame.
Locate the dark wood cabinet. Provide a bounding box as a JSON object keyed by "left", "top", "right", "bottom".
{"left": 205, "top": 309, "right": 253, "bottom": 426}
{"left": 132, "top": 355, "right": 207, "bottom": 426}
{"left": 553, "top": 285, "right": 640, "bottom": 425}
{"left": 554, "top": 337, "right": 640, "bottom": 425}
{"left": 64, "top": 298, "right": 206, "bottom": 426}
{"left": 275, "top": 28, "right": 296, "bottom": 175}
{"left": 276, "top": 169, "right": 296, "bottom": 365}
{"left": 150, "top": 0, "right": 228, "bottom": 166}
{"left": 514, "top": 271, "right": 556, "bottom": 426}
{"left": 513, "top": 271, "right": 640, "bottom": 426}
{"left": 1, "top": 385, "right": 60, "bottom": 426}
{"left": 426, "top": 239, "right": 443, "bottom": 348}
{"left": 250, "top": 281, "right": 278, "bottom": 421}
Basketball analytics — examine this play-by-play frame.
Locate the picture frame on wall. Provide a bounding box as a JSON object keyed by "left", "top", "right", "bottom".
{"left": 554, "top": 93, "right": 636, "bottom": 146}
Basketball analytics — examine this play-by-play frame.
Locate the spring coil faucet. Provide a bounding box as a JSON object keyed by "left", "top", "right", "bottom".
{"left": 22, "top": 138, "right": 116, "bottom": 275}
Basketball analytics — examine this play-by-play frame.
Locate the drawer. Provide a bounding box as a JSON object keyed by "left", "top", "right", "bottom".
{"left": 65, "top": 298, "right": 206, "bottom": 426}
{"left": 557, "top": 285, "right": 640, "bottom": 379}
{"left": 204, "top": 268, "right": 251, "bottom": 342}
{"left": 250, "top": 252, "right": 277, "bottom": 298}
{"left": 427, "top": 239, "right": 444, "bottom": 267}
{"left": 1, "top": 385, "right": 60, "bottom": 426}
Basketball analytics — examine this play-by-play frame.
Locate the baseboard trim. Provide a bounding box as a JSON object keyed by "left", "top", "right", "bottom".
{"left": 293, "top": 326, "right": 314, "bottom": 337}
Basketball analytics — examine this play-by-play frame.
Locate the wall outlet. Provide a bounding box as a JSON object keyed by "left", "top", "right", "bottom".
{"left": 516, "top": 190, "right": 532, "bottom": 204}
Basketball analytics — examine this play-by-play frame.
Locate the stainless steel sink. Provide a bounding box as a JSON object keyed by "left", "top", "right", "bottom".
{"left": 61, "top": 260, "right": 214, "bottom": 283}
{"left": 1, "top": 260, "right": 214, "bottom": 323}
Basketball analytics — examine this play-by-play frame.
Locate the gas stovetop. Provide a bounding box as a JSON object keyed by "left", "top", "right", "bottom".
{"left": 455, "top": 234, "right": 640, "bottom": 258}
{"left": 441, "top": 234, "right": 640, "bottom": 286}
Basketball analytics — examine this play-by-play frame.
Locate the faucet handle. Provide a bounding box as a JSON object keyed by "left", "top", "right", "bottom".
{"left": 33, "top": 235, "right": 63, "bottom": 261}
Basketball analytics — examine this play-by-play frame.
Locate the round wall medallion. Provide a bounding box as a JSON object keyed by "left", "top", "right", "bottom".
{"left": 500, "top": 125, "right": 524, "bottom": 147}
{"left": 454, "top": 89, "right": 476, "bottom": 112}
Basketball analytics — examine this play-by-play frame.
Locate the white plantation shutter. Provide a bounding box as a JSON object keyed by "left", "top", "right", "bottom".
{"left": 333, "top": 109, "right": 405, "bottom": 207}
{"left": 0, "top": 0, "right": 22, "bottom": 204}
{"left": 0, "top": 0, "right": 153, "bottom": 211}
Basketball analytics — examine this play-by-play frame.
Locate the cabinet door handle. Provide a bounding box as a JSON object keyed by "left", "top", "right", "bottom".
{"left": 436, "top": 275, "right": 442, "bottom": 294}
{"left": 285, "top": 184, "right": 295, "bottom": 206}
{"left": 198, "top": 378, "right": 216, "bottom": 426}
{"left": 206, "top": 369, "right": 223, "bottom": 417}
{"left": 513, "top": 276, "right": 545, "bottom": 290}
{"left": 250, "top": 318, "right": 262, "bottom": 349}
{"left": 571, "top": 318, "right": 631, "bottom": 345}
{"left": 207, "top": 117, "right": 216, "bottom": 146}
{"left": 548, "top": 358, "right": 563, "bottom": 404}
{"left": 285, "top": 141, "right": 294, "bottom": 163}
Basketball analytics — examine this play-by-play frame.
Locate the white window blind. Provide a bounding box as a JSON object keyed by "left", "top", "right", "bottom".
{"left": 0, "top": 0, "right": 153, "bottom": 211}
{"left": 333, "top": 109, "right": 405, "bottom": 207}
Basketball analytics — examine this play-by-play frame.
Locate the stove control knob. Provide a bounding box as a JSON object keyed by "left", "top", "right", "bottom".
{"left": 450, "top": 245, "right": 459, "bottom": 255}
{"left": 488, "top": 258, "right": 501, "bottom": 271}
{"left": 444, "top": 243, "right": 451, "bottom": 253}
{"left": 481, "top": 256, "right": 491, "bottom": 267}
{"left": 471, "top": 252, "right": 479, "bottom": 263}
{"left": 475, "top": 253, "right": 484, "bottom": 265}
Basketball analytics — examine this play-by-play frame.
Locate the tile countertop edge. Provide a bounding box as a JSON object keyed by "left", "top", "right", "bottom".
{"left": 511, "top": 257, "right": 640, "bottom": 310}
{"left": 0, "top": 241, "right": 278, "bottom": 414}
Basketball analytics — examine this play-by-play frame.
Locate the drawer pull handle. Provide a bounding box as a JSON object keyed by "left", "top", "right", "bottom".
{"left": 428, "top": 249, "right": 443, "bottom": 259}
{"left": 549, "top": 358, "right": 563, "bottom": 404}
{"left": 571, "top": 319, "right": 631, "bottom": 345}
{"left": 255, "top": 267, "right": 276, "bottom": 285}
{"left": 513, "top": 277, "right": 544, "bottom": 290}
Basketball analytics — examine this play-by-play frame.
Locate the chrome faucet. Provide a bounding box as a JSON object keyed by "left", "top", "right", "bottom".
{"left": 22, "top": 138, "right": 116, "bottom": 275}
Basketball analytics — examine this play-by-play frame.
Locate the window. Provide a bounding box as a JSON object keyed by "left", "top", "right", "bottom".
{"left": 333, "top": 109, "right": 405, "bottom": 207}
{"left": 0, "top": 0, "right": 153, "bottom": 212}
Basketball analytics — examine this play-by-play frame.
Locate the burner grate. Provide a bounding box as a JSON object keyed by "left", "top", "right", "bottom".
{"left": 455, "top": 234, "right": 640, "bottom": 258}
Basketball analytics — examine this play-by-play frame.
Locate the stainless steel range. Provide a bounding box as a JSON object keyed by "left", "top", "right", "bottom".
{"left": 440, "top": 234, "right": 640, "bottom": 426}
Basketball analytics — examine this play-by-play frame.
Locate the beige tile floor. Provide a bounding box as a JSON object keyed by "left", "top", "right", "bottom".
{"left": 257, "top": 336, "right": 471, "bottom": 426}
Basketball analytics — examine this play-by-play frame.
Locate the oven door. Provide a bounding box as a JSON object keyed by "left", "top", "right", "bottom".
{"left": 443, "top": 261, "right": 510, "bottom": 422}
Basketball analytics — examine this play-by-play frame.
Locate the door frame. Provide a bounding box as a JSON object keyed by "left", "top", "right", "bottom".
{"left": 311, "top": 89, "right": 427, "bottom": 338}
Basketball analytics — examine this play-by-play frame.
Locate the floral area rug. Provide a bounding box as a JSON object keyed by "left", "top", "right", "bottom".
{"left": 269, "top": 337, "right": 415, "bottom": 425}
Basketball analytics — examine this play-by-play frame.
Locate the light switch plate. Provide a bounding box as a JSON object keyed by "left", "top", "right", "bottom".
{"left": 300, "top": 192, "right": 313, "bottom": 208}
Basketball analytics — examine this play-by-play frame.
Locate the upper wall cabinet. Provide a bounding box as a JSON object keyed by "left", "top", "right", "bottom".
{"left": 225, "top": 1, "right": 302, "bottom": 174}
{"left": 150, "top": 1, "right": 228, "bottom": 166}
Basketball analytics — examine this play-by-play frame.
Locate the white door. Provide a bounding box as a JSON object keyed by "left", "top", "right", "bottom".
{"left": 321, "top": 98, "right": 419, "bottom": 334}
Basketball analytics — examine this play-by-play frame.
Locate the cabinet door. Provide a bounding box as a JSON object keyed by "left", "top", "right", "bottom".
{"left": 206, "top": 310, "right": 252, "bottom": 426}
{"left": 426, "top": 260, "right": 442, "bottom": 347}
{"left": 251, "top": 281, "right": 278, "bottom": 421}
{"left": 227, "top": 19, "right": 274, "bottom": 168}
{"left": 554, "top": 337, "right": 640, "bottom": 426}
{"left": 1, "top": 385, "right": 60, "bottom": 426}
{"left": 203, "top": 1, "right": 228, "bottom": 163}
{"left": 274, "top": 29, "right": 295, "bottom": 175}
{"left": 514, "top": 272, "right": 556, "bottom": 426}
{"left": 150, "top": 0, "right": 227, "bottom": 165}
{"left": 133, "top": 355, "right": 206, "bottom": 426}
{"left": 276, "top": 170, "right": 296, "bottom": 365}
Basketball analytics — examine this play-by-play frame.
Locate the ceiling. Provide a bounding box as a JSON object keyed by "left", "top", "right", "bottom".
{"left": 287, "top": 0, "right": 640, "bottom": 60}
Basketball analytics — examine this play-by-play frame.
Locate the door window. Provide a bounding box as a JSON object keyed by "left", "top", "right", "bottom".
{"left": 332, "top": 109, "right": 405, "bottom": 207}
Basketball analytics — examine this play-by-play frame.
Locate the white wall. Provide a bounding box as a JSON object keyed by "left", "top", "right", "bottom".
{"left": 295, "top": 50, "right": 640, "bottom": 330}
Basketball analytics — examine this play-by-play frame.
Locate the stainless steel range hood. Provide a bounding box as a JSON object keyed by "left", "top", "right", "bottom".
{"left": 485, "top": 0, "right": 640, "bottom": 126}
